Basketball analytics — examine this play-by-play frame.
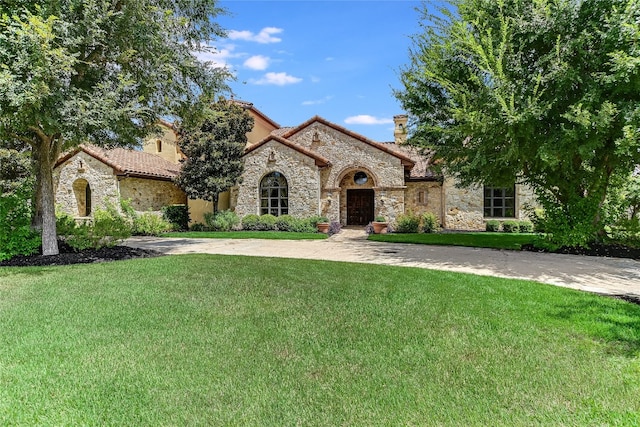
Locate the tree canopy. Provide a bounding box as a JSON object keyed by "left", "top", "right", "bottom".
{"left": 396, "top": 0, "right": 640, "bottom": 246}
{"left": 176, "top": 100, "right": 253, "bottom": 212}
{"left": 0, "top": 0, "right": 230, "bottom": 254}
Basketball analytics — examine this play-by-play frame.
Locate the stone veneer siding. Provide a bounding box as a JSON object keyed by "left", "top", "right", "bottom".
{"left": 235, "top": 141, "right": 321, "bottom": 218}
{"left": 54, "top": 151, "right": 120, "bottom": 217}
{"left": 404, "top": 181, "right": 443, "bottom": 225}
{"left": 119, "top": 177, "right": 186, "bottom": 212}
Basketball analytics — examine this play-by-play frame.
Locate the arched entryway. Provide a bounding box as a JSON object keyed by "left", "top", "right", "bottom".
{"left": 72, "top": 178, "right": 92, "bottom": 217}
{"left": 338, "top": 169, "right": 377, "bottom": 225}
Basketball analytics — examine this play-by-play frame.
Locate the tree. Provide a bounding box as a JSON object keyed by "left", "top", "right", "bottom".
{"left": 176, "top": 100, "right": 253, "bottom": 213}
{"left": 396, "top": 0, "right": 640, "bottom": 246}
{"left": 0, "top": 1, "right": 230, "bottom": 255}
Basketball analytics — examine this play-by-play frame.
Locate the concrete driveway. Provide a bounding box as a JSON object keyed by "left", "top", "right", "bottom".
{"left": 125, "top": 229, "right": 640, "bottom": 299}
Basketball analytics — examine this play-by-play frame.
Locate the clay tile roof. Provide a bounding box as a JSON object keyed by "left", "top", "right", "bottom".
{"left": 56, "top": 145, "right": 181, "bottom": 180}
{"left": 381, "top": 143, "right": 441, "bottom": 181}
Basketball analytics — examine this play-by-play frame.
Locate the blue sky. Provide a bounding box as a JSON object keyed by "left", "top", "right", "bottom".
{"left": 198, "top": 0, "right": 426, "bottom": 142}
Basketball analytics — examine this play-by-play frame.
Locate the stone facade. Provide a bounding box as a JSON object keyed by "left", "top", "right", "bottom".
{"left": 404, "top": 181, "right": 443, "bottom": 224}
{"left": 119, "top": 177, "right": 186, "bottom": 212}
{"left": 54, "top": 151, "right": 120, "bottom": 217}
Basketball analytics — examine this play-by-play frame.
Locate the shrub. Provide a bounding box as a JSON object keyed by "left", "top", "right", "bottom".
{"left": 275, "top": 214, "right": 296, "bottom": 231}
{"left": 308, "top": 215, "right": 328, "bottom": 227}
{"left": 291, "top": 217, "right": 316, "bottom": 233}
{"left": 502, "top": 220, "right": 520, "bottom": 233}
{"left": 395, "top": 212, "right": 420, "bottom": 233}
{"left": 518, "top": 220, "right": 534, "bottom": 233}
{"left": 241, "top": 214, "right": 261, "bottom": 230}
{"left": 0, "top": 192, "right": 41, "bottom": 261}
{"left": 91, "top": 204, "right": 132, "bottom": 247}
{"left": 133, "top": 212, "right": 172, "bottom": 236}
{"left": 258, "top": 214, "right": 277, "bottom": 231}
{"left": 205, "top": 210, "right": 240, "bottom": 232}
{"left": 530, "top": 208, "right": 546, "bottom": 233}
{"left": 190, "top": 222, "right": 207, "bottom": 232}
{"left": 485, "top": 220, "right": 500, "bottom": 232}
{"left": 374, "top": 215, "right": 386, "bottom": 222}
{"left": 328, "top": 221, "right": 342, "bottom": 236}
{"left": 163, "top": 204, "right": 190, "bottom": 231}
{"left": 422, "top": 212, "right": 439, "bottom": 233}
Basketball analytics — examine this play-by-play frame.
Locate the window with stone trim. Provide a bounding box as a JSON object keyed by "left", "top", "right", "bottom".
{"left": 260, "top": 172, "right": 288, "bottom": 216}
{"left": 484, "top": 185, "right": 515, "bottom": 218}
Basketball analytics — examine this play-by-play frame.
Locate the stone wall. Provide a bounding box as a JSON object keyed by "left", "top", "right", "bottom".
{"left": 235, "top": 140, "right": 321, "bottom": 218}
{"left": 119, "top": 177, "right": 186, "bottom": 213}
{"left": 54, "top": 151, "right": 120, "bottom": 217}
{"left": 404, "top": 181, "right": 443, "bottom": 224}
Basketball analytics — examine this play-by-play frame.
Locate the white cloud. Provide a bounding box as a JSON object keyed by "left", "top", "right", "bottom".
{"left": 228, "top": 27, "right": 283, "bottom": 44}
{"left": 251, "top": 72, "right": 302, "bottom": 86}
{"left": 244, "top": 55, "right": 270, "bottom": 70}
{"left": 344, "top": 115, "right": 394, "bottom": 125}
{"left": 302, "top": 95, "right": 333, "bottom": 106}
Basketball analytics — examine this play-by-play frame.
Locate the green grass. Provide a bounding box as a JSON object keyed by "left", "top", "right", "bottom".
{"left": 1, "top": 255, "right": 639, "bottom": 425}
{"left": 369, "top": 231, "right": 541, "bottom": 250}
{"left": 163, "top": 230, "right": 327, "bottom": 240}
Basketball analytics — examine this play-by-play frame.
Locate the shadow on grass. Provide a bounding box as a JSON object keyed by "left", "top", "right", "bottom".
{"left": 549, "top": 295, "right": 640, "bottom": 358}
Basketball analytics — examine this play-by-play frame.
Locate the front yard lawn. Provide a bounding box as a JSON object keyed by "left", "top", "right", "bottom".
{"left": 369, "top": 231, "right": 540, "bottom": 250}
{"left": 1, "top": 255, "right": 638, "bottom": 425}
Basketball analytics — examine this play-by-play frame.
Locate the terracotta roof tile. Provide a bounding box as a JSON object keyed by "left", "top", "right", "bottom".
{"left": 381, "top": 143, "right": 441, "bottom": 180}
{"left": 56, "top": 145, "right": 181, "bottom": 180}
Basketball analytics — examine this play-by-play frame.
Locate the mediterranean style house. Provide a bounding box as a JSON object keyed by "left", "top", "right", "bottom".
{"left": 53, "top": 102, "right": 536, "bottom": 230}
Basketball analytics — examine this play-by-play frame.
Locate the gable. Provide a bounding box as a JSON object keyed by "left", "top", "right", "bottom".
{"left": 244, "top": 134, "right": 330, "bottom": 167}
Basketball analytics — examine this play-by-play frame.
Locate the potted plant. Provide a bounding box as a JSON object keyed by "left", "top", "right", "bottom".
{"left": 316, "top": 216, "right": 330, "bottom": 233}
{"left": 372, "top": 215, "right": 388, "bottom": 234}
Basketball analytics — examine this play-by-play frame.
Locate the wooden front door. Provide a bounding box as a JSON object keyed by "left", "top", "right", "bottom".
{"left": 347, "top": 189, "right": 374, "bottom": 225}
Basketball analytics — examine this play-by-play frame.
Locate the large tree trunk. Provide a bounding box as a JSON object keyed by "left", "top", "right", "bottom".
{"left": 32, "top": 136, "right": 60, "bottom": 256}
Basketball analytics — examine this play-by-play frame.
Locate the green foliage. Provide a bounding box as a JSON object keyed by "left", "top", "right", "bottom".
{"left": 0, "top": 149, "right": 40, "bottom": 261}
{"left": 176, "top": 101, "right": 254, "bottom": 208}
{"left": 0, "top": 0, "right": 230, "bottom": 254}
{"left": 189, "top": 223, "right": 207, "bottom": 232}
{"left": 241, "top": 214, "right": 261, "bottom": 231}
{"left": 485, "top": 220, "right": 501, "bottom": 232}
{"left": 518, "top": 221, "right": 534, "bottom": 233}
{"left": 396, "top": 0, "right": 640, "bottom": 247}
{"left": 421, "top": 212, "right": 439, "bottom": 233}
{"left": 257, "top": 214, "right": 277, "bottom": 231}
{"left": 395, "top": 212, "right": 421, "bottom": 233}
{"left": 374, "top": 215, "right": 386, "bottom": 222}
{"left": 132, "top": 213, "right": 172, "bottom": 236}
{"left": 502, "top": 220, "right": 520, "bottom": 234}
{"left": 56, "top": 204, "right": 131, "bottom": 250}
{"left": 204, "top": 210, "right": 240, "bottom": 232}
{"left": 163, "top": 204, "right": 190, "bottom": 231}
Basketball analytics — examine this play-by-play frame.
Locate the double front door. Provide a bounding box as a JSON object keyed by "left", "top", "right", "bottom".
{"left": 346, "top": 189, "right": 374, "bottom": 225}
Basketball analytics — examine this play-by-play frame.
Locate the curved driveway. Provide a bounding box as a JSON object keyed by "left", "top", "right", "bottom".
{"left": 125, "top": 229, "right": 640, "bottom": 299}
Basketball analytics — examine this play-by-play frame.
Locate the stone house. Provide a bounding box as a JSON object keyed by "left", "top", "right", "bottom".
{"left": 54, "top": 102, "right": 535, "bottom": 229}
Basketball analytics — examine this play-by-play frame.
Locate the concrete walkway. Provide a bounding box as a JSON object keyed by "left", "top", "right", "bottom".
{"left": 125, "top": 229, "right": 640, "bottom": 299}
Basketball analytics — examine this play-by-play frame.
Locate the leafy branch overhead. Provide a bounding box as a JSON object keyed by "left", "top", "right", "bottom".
{"left": 396, "top": 0, "right": 640, "bottom": 246}
{"left": 0, "top": 0, "right": 231, "bottom": 255}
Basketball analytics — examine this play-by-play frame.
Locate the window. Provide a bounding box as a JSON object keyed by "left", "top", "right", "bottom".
{"left": 354, "top": 171, "right": 368, "bottom": 185}
{"left": 484, "top": 186, "right": 515, "bottom": 217}
{"left": 156, "top": 139, "right": 162, "bottom": 153}
{"left": 417, "top": 190, "right": 427, "bottom": 205}
{"left": 260, "top": 172, "right": 288, "bottom": 216}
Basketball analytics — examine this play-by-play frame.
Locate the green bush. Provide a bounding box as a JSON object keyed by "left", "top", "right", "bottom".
{"left": 258, "top": 214, "right": 277, "bottom": 231}
{"left": 91, "top": 205, "right": 132, "bottom": 247}
{"left": 0, "top": 192, "right": 41, "bottom": 261}
{"left": 163, "top": 204, "right": 190, "bottom": 231}
{"left": 204, "top": 210, "right": 240, "bottom": 232}
{"left": 133, "top": 213, "right": 172, "bottom": 236}
{"left": 485, "top": 220, "right": 500, "bottom": 232}
{"left": 307, "top": 215, "right": 328, "bottom": 227}
{"left": 190, "top": 222, "right": 207, "bottom": 232}
{"left": 395, "top": 212, "right": 421, "bottom": 233}
{"left": 421, "top": 212, "right": 439, "bottom": 233}
{"left": 274, "top": 214, "right": 296, "bottom": 231}
{"left": 518, "top": 220, "right": 534, "bottom": 233}
{"left": 241, "top": 214, "right": 261, "bottom": 230}
{"left": 502, "top": 220, "right": 520, "bottom": 233}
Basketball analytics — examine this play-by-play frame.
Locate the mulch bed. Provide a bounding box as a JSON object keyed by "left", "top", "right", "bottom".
{"left": 521, "top": 243, "right": 640, "bottom": 260}
{"left": 0, "top": 241, "right": 160, "bottom": 267}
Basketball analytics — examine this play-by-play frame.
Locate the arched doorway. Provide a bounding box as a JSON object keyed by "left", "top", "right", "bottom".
{"left": 339, "top": 169, "right": 376, "bottom": 225}
{"left": 72, "top": 178, "right": 92, "bottom": 216}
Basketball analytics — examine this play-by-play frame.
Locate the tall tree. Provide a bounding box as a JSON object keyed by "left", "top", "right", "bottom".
{"left": 396, "top": 0, "right": 640, "bottom": 246}
{"left": 176, "top": 100, "right": 253, "bottom": 213}
{"left": 0, "top": 0, "right": 230, "bottom": 255}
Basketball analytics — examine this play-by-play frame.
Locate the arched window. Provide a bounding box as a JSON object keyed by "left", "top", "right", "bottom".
{"left": 72, "top": 178, "right": 92, "bottom": 216}
{"left": 260, "top": 172, "right": 288, "bottom": 216}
